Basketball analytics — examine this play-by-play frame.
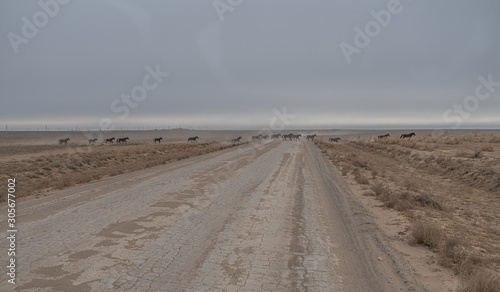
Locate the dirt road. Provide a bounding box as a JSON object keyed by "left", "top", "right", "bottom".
{"left": 2, "top": 141, "right": 423, "bottom": 291}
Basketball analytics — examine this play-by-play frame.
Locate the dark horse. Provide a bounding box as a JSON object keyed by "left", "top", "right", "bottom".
{"left": 232, "top": 136, "right": 242, "bottom": 144}
{"left": 88, "top": 138, "right": 98, "bottom": 145}
{"left": 306, "top": 134, "right": 317, "bottom": 141}
{"left": 153, "top": 137, "right": 163, "bottom": 144}
{"left": 378, "top": 134, "right": 390, "bottom": 139}
{"left": 400, "top": 132, "right": 416, "bottom": 139}
{"left": 329, "top": 137, "right": 341, "bottom": 142}
{"left": 117, "top": 137, "right": 129, "bottom": 144}
{"left": 104, "top": 137, "right": 115, "bottom": 144}
{"left": 282, "top": 133, "right": 294, "bottom": 141}
{"left": 58, "top": 138, "right": 70, "bottom": 144}
{"left": 188, "top": 136, "right": 199, "bottom": 143}
{"left": 251, "top": 134, "right": 263, "bottom": 141}
{"left": 271, "top": 134, "right": 281, "bottom": 140}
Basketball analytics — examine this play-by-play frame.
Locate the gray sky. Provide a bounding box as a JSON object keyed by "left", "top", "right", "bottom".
{"left": 1, "top": 0, "right": 499, "bottom": 130}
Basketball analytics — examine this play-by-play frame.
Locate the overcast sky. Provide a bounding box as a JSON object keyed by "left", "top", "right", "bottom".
{"left": 0, "top": 0, "right": 499, "bottom": 130}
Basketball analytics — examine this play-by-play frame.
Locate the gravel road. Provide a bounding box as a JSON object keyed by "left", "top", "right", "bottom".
{"left": 2, "top": 141, "right": 424, "bottom": 291}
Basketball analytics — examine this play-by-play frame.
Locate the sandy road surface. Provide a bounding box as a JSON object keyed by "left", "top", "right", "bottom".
{"left": 2, "top": 141, "right": 423, "bottom": 291}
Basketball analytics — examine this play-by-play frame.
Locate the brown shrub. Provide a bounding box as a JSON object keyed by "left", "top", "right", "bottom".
{"left": 441, "top": 237, "right": 463, "bottom": 268}
{"left": 353, "top": 160, "right": 368, "bottom": 168}
{"left": 372, "top": 183, "right": 391, "bottom": 199}
{"left": 460, "top": 269, "right": 500, "bottom": 292}
{"left": 489, "top": 136, "right": 500, "bottom": 143}
{"left": 472, "top": 149, "right": 483, "bottom": 158}
{"left": 413, "top": 193, "right": 442, "bottom": 210}
{"left": 411, "top": 220, "right": 443, "bottom": 248}
{"left": 354, "top": 173, "right": 369, "bottom": 185}
{"left": 481, "top": 145, "right": 494, "bottom": 152}
{"left": 351, "top": 168, "right": 369, "bottom": 184}
{"left": 385, "top": 192, "right": 414, "bottom": 211}
{"left": 456, "top": 150, "right": 470, "bottom": 157}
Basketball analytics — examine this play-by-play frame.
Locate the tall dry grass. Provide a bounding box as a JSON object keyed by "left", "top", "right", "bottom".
{"left": 0, "top": 142, "right": 244, "bottom": 201}
{"left": 315, "top": 137, "right": 500, "bottom": 290}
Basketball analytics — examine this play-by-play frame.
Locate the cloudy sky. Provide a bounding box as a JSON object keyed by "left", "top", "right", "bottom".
{"left": 0, "top": 0, "right": 499, "bottom": 130}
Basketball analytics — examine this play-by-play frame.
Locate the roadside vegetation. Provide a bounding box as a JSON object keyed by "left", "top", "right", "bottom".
{"left": 0, "top": 142, "right": 245, "bottom": 201}
{"left": 315, "top": 132, "right": 500, "bottom": 291}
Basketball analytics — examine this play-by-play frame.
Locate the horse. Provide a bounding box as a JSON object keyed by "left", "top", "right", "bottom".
{"left": 232, "top": 136, "right": 242, "bottom": 144}
{"left": 378, "top": 134, "right": 390, "bottom": 139}
{"left": 329, "top": 137, "right": 341, "bottom": 142}
{"left": 400, "top": 132, "right": 416, "bottom": 139}
{"left": 252, "top": 134, "right": 263, "bottom": 141}
{"left": 188, "top": 136, "right": 199, "bottom": 143}
{"left": 261, "top": 135, "right": 269, "bottom": 140}
{"left": 153, "top": 137, "right": 163, "bottom": 144}
{"left": 292, "top": 134, "right": 302, "bottom": 141}
{"left": 104, "top": 137, "right": 115, "bottom": 144}
{"left": 88, "top": 138, "right": 98, "bottom": 145}
{"left": 271, "top": 134, "right": 281, "bottom": 140}
{"left": 117, "top": 137, "right": 129, "bottom": 144}
{"left": 282, "top": 133, "right": 294, "bottom": 141}
{"left": 306, "top": 134, "right": 317, "bottom": 141}
{"left": 58, "top": 138, "right": 70, "bottom": 144}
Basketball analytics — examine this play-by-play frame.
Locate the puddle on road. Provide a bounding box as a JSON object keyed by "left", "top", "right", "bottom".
{"left": 68, "top": 250, "right": 99, "bottom": 262}
{"left": 96, "top": 222, "right": 145, "bottom": 238}
{"left": 94, "top": 239, "right": 119, "bottom": 247}
{"left": 151, "top": 201, "right": 193, "bottom": 208}
{"left": 33, "top": 264, "right": 68, "bottom": 277}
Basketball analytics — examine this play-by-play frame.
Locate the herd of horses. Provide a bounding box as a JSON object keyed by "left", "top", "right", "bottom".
{"left": 377, "top": 132, "right": 416, "bottom": 139}
{"left": 57, "top": 132, "right": 417, "bottom": 145}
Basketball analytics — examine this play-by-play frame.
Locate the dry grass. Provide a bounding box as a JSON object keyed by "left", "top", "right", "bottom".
{"left": 440, "top": 237, "right": 500, "bottom": 292}
{"left": 315, "top": 133, "right": 500, "bottom": 289}
{"left": 352, "top": 168, "right": 369, "bottom": 184}
{"left": 0, "top": 142, "right": 245, "bottom": 200}
{"left": 410, "top": 220, "right": 443, "bottom": 248}
{"left": 459, "top": 270, "right": 500, "bottom": 292}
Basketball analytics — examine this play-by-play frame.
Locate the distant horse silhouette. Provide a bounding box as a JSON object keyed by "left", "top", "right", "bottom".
{"left": 282, "top": 133, "right": 294, "bottom": 141}
{"left": 104, "top": 137, "right": 115, "bottom": 144}
{"left": 252, "top": 134, "right": 263, "bottom": 141}
{"left": 306, "top": 134, "right": 317, "bottom": 141}
{"left": 188, "top": 136, "right": 198, "bottom": 143}
{"left": 400, "top": 132, "right": 415, "bottom": 139}
{"left": 58, "top": 138, "right": 70, "bottom": 144}
{"left": 117, "top": 137, "right": 129, "bottom": 144}
{"left": 88, "top": 138, "right": 98, "bottom": 145}
{"left": 153, "top": 137, "right": 163, "bottom": 144}
{"left": 329, "top": 137, "right": 341, "bottom": 142}
{"left": 292, "top": 134, "right": 302, "bottom": 141}
{"left": 232, "top": 136, "right": 242, "bottom": 144}
{"left": 271, "top": 134, "right": 281, "bottom": 140}
{"left": 378, "top": 134, "right": 390, "bottom": 139}
{"left": 261, "top": 135, "right": 269, "bottom": 140}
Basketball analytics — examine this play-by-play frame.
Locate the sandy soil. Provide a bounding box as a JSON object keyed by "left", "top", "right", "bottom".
{"left": 0, "top": 139, "right": 426, "bottom": 291}
{"left": 315, "top": 131, "right": 500, "bottom": 291}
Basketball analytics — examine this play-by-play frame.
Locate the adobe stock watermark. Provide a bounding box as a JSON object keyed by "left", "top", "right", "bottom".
{"left": 442, "top": 74, "right": 499, "bottom": 129}
{"left": 213, "top": 0, "right": 243, "bottom": 21}
{"left": 7, "top": 0, "right": 70, "bottom": 54}
{"left": 340, "top": 0, "right": 410, "bottom": 63}
{"left": 99, "top": 64, "right": 170, "bottom": 131}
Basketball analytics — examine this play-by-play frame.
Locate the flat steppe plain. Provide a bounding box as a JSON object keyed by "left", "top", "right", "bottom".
{"left": 1, "top": 129, "right": 499, "bottom": 291}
